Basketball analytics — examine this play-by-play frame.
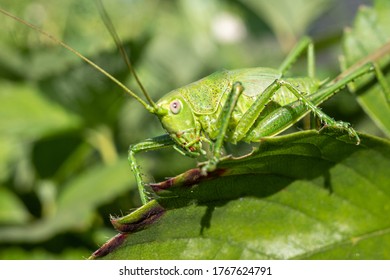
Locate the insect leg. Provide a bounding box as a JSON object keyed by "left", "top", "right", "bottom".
{"left": 369, "top": 62, "right": 390, "bottom": 104}
{"left": 278, "top": 36, "right": 315, "bottom": 78}
{"left": 312, "top": 62, "right": 390, "bottom": 110}
{"left": 376, "top": 65, "right": 390, "bottom": 104}
{"left": 128, "top": 134, "right": 175, "bottom": 204}
{"left": 232, "top": 77, "right": 358, "bottom": 144}
{"left": 279, "top": 80, "right": 361, "bottom": 143}
{"left": 340, "top": 54, "right": 390, "bottom": 104}
{"left": 249, "top": 62, "right": 388, "bottom": 143}
{"left": 232, "top": 80, "right": 282, "bottom": 142}
{"left": 201, "top": 82, "right": 244, "bottom": 174}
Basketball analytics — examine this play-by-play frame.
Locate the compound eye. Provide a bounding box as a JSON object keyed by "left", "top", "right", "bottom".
{"left": 169, "top": 100, "right": 182, "bottom": 114}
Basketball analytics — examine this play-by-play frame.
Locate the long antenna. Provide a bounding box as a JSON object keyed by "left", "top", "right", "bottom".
{"left": 96, "top": 0, "right": 157, "bottom": 109}
{"left": 0, "top": 7, "right": 157, "bottom": 114}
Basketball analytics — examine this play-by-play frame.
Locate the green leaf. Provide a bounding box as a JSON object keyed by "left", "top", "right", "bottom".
{"left": 92, "top": 129, "right": 390, "bottom": 259}
{"left": 0, "top": 81, "right": 82, "bottom": 184}
{"left": 0, "top": 81, "right": 81, "bottom": 139}
{"left": 239, "top": 0, "right": 334, "bottom": 49}
{"left": 0, "top": 0, "right": 158, "bottom": 75}
{"left": 341, "top": 0, "right": 390, "bottom": 136}
{"left": 0, "top": 187, "right": 31, "bottom": 225}
{"left": 0, "top": 157, "right": 134, "bottom": 242}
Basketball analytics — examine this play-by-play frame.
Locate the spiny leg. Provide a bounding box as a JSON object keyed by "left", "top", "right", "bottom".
{"left": 279, "top": 61, "right": 390, "bottom": 143}
{"left": 278, "top": 36, "right": 315, "bottom": 78}
{"left": 206, "top": 37, "right": 316, "bottom": 164}
{"left": 233, "top": 77, "right": 361, "bottom": 145}
{"left": 128, "top": 134, "right": 175, "bottom": 204}
{"left": 201, "top": 82, "right": 244, "bottom": 174}
{"left": 232, "top": 80, "right": 282, "bottom": 142}
{"left": 310, "top": 61, "right": 390, "bottom": 138}
{"left": 279, "top": 80, "right": 361, "bottom": 143}
{"left": 247, "top": 62, "right": 388, "bottom": 142}
{"left": 278, "top": 37, "right": 316, "bottom": 129}
{"left": 230, "top": 77, "right": 351, "bottom": 144}
{"left": 371, "top": 62, "right": 390, "bottom": 103}
{"left": 233, "top": 37, "right": 317, "bottom": 142}
{"left": 340, "top": 54, "right": 390, "bottom": 102}
{"left": 235, "top": 62, "right": 389, "bottom": 144}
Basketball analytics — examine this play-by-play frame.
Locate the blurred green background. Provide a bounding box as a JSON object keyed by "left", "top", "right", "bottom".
{"left": 0, "top": 0, "right": 381, "bottom": 259}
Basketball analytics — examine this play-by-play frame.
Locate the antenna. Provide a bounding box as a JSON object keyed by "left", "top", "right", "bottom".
{"left": 0, "top": 7, "right": 157, "bottom": 114}
{"left": 96, "top": 0, "right": 157, "bottom": 109}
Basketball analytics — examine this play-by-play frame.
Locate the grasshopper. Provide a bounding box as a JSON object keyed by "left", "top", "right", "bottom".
{"left": 1, "top": 6, "right": 389, "bottom": 208}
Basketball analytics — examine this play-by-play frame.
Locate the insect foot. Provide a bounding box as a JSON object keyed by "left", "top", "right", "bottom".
{"left": 324, "top": 120, "right": 361, "bottom": 145}
{"left": 200, "top": 158, "right": 218, "bottom": 176}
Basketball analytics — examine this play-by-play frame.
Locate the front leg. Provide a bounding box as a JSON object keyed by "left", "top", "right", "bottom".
{"left": 201, "top": 82, "right": 244, "bottom": 174}
{"left": 129, "top": 134, "right": 175, "bottom": 204}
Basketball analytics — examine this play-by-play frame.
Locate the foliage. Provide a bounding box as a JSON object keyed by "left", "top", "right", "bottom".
{"left": 0, "top": 0, "right": 389, "bottom": 259}
{"left": 94, "top": 129, "right": 390, "bottom": 259}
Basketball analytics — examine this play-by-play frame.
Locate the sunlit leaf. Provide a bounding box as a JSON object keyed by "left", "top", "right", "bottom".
{"left": 93, "top": 129, "right": 390, "bottom": 259}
